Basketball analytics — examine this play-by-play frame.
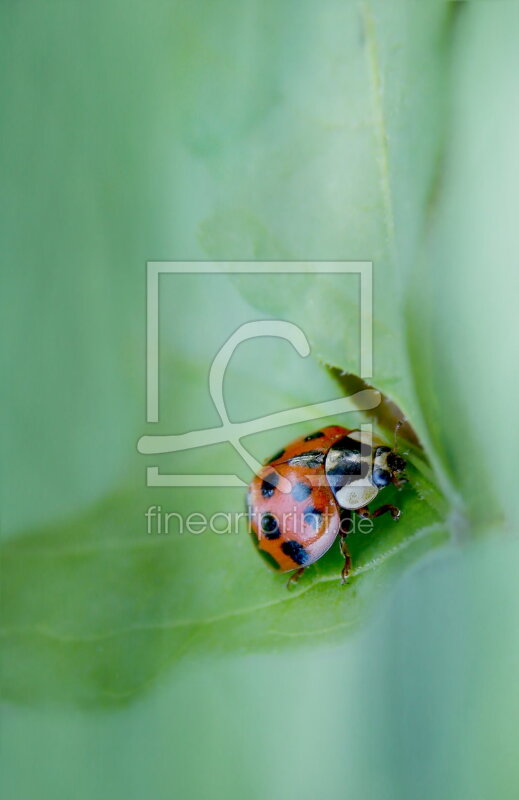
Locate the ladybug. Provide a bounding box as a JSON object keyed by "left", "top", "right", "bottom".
{"left": 247, "top": 425, "right": 407, "bottom": 586}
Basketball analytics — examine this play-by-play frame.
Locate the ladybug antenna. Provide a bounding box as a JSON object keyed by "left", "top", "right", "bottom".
{"left": 393, "top": 419, "right": 405, "bottom": 452}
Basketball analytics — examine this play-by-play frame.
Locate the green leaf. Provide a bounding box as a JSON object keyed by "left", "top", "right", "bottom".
{"left": 1, "top": 279, "right": 446, "bottom": 705}
{"left": 1, "top": 1, "right": 458, "bottom": 711}
{"left": 198, "top": 3, "right": 459, "bottom": 495}
{"left": 404, "top": 4, "right": 519, "bottom": 532}
{"left": 4, "top": 3, "right": 519, "bottom": 798}
{"left": 1, "top": 463, "right": 446, "bottom": 708}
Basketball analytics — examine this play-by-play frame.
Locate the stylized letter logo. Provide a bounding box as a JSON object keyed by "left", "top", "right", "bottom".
{"left": 138, "top": 320, "right": 379, "bottom": 487}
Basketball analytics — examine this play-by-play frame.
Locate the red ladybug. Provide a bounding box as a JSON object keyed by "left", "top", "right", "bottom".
{"left": 247, "top": 425, "right": 407, "bottom": 586}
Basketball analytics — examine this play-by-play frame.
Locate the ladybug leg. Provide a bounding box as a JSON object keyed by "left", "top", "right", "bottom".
{"left": 357, "top": 504, "right": 401, "bottom": 521}
{"left": 286, "top": 567, "right": 306, "bottom": 589}
{"left": 339, "top": 510, "right": 352, "bottom": 584}
{"left": 339, "top": 534, "right": 352, "bottom": 584}
{"left": 392, "top": 475, "right": 408, "bottom": 490}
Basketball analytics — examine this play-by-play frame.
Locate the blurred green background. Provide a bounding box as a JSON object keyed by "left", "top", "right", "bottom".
{"left": 2, "top": 2, "right": 519, "bottom": 799}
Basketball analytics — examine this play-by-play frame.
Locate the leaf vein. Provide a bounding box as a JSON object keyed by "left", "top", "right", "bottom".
{"left": 0, "top": 523, "right": 446, "bottom": 644}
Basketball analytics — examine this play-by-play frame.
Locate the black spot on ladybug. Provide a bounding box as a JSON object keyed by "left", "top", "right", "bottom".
{"left": 266, "top": 448, "right": 285, "bottom": 464}
{"left": 261, "top": 513, "right": 280, "bottom": 540}
{"left": 326, "top": 459, "right": 370, "bottom": 492}
{"left": 292, "top": 481, "right": 312, "bottom": 502}
{"left": 303, "top": 506, "right": 322, "bottom": 531}
{"left": 327, "top": 460, "right": 362, "bottom": 479}
{"left": 288, "top": 450, "right": 326, "bottom": 468}
{"left": 281, "top": 540, "right": 310, "bottom": 566}
{"left": 304, "top": 431, "right": 325, "bottom": 441}
{"left": 326, "top": 436, "right": 372, "bottom": 488}
{"left": 372, "top": 467, "right": 391, "bottom": 488}
{"left": 334, "top": 435, "right": 372, "bottom": 458}
{"left": 261, "top": 472, "right": 279, "bottom": 497}
{"left": 332, "top": 435, "right": 361, "bottom": 452}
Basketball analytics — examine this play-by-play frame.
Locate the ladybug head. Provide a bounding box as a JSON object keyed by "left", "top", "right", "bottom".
{"left": 372, "top": 447, "right": 407, "bottom": 489}
{"left": 386, "top": 419, "right": 408, "bottom": 483}
{"left": 387, "top": 451, "right": 406, "bottom": 475}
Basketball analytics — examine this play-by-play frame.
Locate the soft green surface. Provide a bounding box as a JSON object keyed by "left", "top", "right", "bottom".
{"left": 2, "top": 2, "right": 519, "bottom": 799}
{"left": 1, "top": 270, "right": 446, "bottom": 706}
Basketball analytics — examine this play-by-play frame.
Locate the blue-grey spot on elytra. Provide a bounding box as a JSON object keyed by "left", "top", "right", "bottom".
{"left": 267, "top": 448, "right": 285, "bottom": 464}
{"left": 261, "top": 513, "right": 280, "bottom": 540}
{"left": 261, "top": 472, "right": 279, "bottom": 497}
{"left": 304, "top": 506, "right": 322, "bottom": 531}
{"left": 281, "top": 540, "right": 310, "bottom": 565}
{"left": 292, "top": 481, "right": 312, "bottom": 502}
{"left": 372, "top": 467, "right": 391, "bottom": 488}
{"left": 304, "top": 431, "right": 325, "bottom": 442}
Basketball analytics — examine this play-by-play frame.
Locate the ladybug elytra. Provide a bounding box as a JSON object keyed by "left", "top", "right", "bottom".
{"left": 247, "top": 425, "right": 407, "bottom": 586}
